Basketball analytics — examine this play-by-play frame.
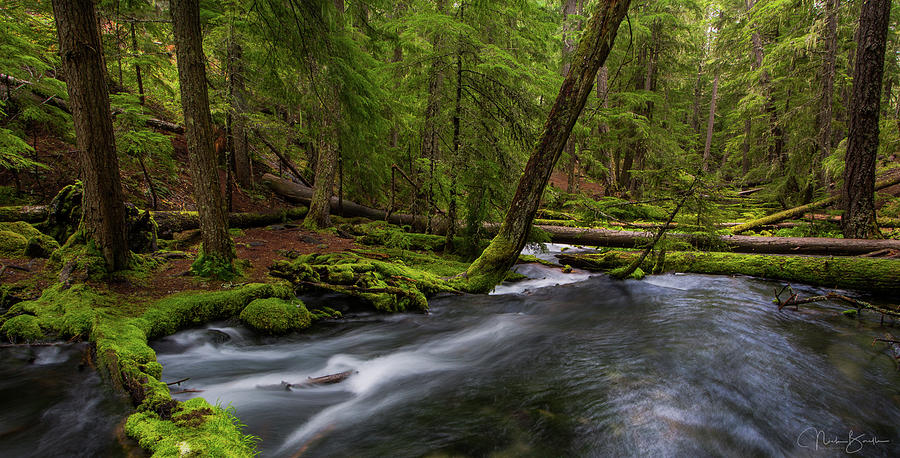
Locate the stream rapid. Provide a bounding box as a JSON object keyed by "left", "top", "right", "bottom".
{"left": 153, "top": 245, "right": 900, "bottom": 457}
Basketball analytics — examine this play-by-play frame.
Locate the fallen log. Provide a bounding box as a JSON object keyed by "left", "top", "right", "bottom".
{"left": 557, "top": 250, "right": 900, "bottom": 294}
{"left": 252, "top": 129, "right": 311, "bottom": 187}
{"left": 801, "top": 213, "right": 900, "bottom": 228}
{"left": 152, "top": 207, "right": 308, "bottom": 238}
{"left": 262, "top": 173, "right": 442, "bottom": 229}
{"left": 0, "top": 205, "right": 49, "bottom": 223}
{"left": 537, "top": 224, "right": 900, "bottom": 256}
{"left": 729, "top": 174, "right": 900, "bottom": 234}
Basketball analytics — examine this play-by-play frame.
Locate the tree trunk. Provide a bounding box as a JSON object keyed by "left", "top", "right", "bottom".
{"left": 130, "top": 23, "right": 145, "bottom": 105}
{"left": 304, "top": 0, "right": 345, "bottom": 229}
{"left": 419, "top": 0, "right": 446, "bottom": 233}
{"left": 842, "top": 0, "right": 890, "bottom": 239}
{"left": 51, "top": 0, "right": 130, "bottom": 271}
{"left": 702, "top": 73, "right": 719, "bottom": 172}
{"left": 464, "top": 0, "right": 631, "bottom": 292}
{"left": 228, "top": 39, "right": 251, "bottom": 189}
{"left": 170, "top": 0, "right": 234, "bottom": 261}
{"left": 818, "top": 0, "right": 838, "bottom": 184}
{"left": 597, "top": 66, "right": 614, "bottom": 190}
{"left": 446, "top": 49, "right": 463, "bottom": 251}
{"left": 563, "top": 0, "right": 579, "bottom": 194}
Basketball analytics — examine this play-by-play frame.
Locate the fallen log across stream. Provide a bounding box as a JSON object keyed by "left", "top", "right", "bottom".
{"left": 537, "top": 225, "right": 900, "bottom": 256}
{"left": 557, "top": 250, "right": 900, "bottom": 294}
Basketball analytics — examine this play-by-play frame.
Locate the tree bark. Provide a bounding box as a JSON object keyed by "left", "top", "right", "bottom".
{"left": 464, "top": 0, "right": 631, "bottom": 292}
{"left": 597, "top": 66, "right": 615, "bottom": 190}
{"left": 842, "top": 0, "right": 890, "bottom": 239}
{"left": 702, "top": 73, "right": 719, "bottom": 172}
{"left": 51, "top": 0, "right": 130, "bottom": 271}
{"left": 419, "top": 0, "right": 446, "bottom": 233}
{"left": 170, "top": 0, "right": 234, "bottom": 261}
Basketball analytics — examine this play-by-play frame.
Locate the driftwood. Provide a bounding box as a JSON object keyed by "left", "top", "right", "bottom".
{"left": 281, "top": 370, "right": 356, "bottom": 390}
{"left": 729, "top": 174, "right": 900, "bottom": 234}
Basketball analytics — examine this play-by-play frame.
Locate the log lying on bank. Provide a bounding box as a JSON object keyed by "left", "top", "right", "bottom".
{"left": 261, "top": 173, "right": 444, "bottom": 230}
{"left": 557, "top": 250, "right": 900, "bottom": 294}
{"left": 152, "top": 207, "right": 308, "bottom": 238}
{"left": 0, "top": 205, "right": 49, "bottom": 223}
{"left": 729, "top": 174, "right": 900, "bottom": 234}
{"left": 537, "top": 224, "right": 900, "bottom": 256}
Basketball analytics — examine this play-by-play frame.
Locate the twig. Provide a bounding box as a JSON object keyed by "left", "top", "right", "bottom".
{"left": 171, "top": 389, "right": 203, "bottom": 395}
{"left": 166, "top": 377, "right": 190, "bottom": 386}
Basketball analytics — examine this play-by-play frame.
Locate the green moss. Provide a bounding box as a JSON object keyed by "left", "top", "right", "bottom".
{"left": 142, "top": 283, "right": 293, "bottom": 338}
{"left": 0, "top": 230, "right": 27, "bottom": 256}
{"left": 240, "top": 298, "right": 311, "bottom": 334}
{"left": 2, "top": 283, "right": 108, "bottom": 340}
{"left": 0, "top": 221, "right": 44, "bottom": 239}
{"left": 1, "top": 314, "right": 44, "bottom": 342}
{"left": 24, "top": 233, "right": 60, "bottom": 258}
{"left": 190, "top": 252, "right": 238, "bottom": 281}
{"left": 125, "top": 398, "right": 258, "bottom": 457}
{"left": 559, "top": 250, "right": 900, "bottom": 294}
{"left": 270, "top": 252, "right": 459, "bottom": 312}
{"left": 309, "top": 306, "right": 343, "bottom": 320}
{"left": 464, "top": 233, "right": 519, "bottom": 294}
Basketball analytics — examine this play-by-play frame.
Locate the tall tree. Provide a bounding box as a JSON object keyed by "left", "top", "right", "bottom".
{"left": 170, "top": 0, "right": 234, "bottom": 267}
{"left": 51, "top": 0, "right": 129, "bottom": 271}
{"left": 465, "top": 0, "right": 631, "bottom": 292}
{"left": 563, "top": 0, "right": 580, "bottom": 194}
{"left": 842, "top": 0, "right": 891, "bottom": 239}
{"left": 818, "top": 0, "right": 839, "bottom": 184}
{"left": 304, "top": 0, "right": 345, "bottom": 229}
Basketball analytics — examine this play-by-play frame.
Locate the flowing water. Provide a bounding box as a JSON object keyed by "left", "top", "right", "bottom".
{"left": 0, "top": 343, "right": 135, "bottom": 457}
{"left": 153, "top": 246, "right": 900, "bottom": 457}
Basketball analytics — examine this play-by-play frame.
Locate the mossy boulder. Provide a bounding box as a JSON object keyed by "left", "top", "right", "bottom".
{"left": 240, "top": 298, "right": 311, "bottom": 334}
{"left": 0, "top": 230, "right": 27, "bottom": 257}
{"left": 37, "top": 182, "right": 83, "bottom": 243}
{"left": 1, "top": 314, "right": 44, "bottom": 342}
{"left": 24, "top": 233, "right": 60, "bottom": 258}
{"left": 0, "top": 222, "right": 58, "bottom": 258}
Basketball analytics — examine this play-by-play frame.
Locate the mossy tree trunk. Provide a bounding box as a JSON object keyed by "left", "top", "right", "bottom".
{"left": 464, "top": 0, "right": 631, "bottom": 292}
{"left": 842, "top": 0, "right": 890, "bottom": 239}
{"left": 304, "top": 0, "right": 345, "bottom": 230}
{"left": 170, "top": 0, "right": 234, "bottom": 263}
{"left": 51, "top": 0, "right": 130, "bottom": 271}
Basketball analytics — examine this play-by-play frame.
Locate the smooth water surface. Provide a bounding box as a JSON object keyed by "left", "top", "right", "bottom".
{"left": 155, "top": 248, "right": 900, "bottom": 457}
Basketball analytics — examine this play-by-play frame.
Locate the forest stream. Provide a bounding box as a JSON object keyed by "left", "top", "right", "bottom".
{"left": 146, "top": 246, "right": 900, "bottom": 457}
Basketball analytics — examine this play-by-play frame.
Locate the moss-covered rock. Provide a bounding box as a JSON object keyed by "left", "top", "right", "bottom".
{"left": 270, "top": 252, "right": 460, "bottom": 312}
{"left": 1, "top": 314, "right": 44, "bottom": 342}
{"left": 37, "top": 182, "right": 83, "bottom": 243}
{"left": 240, "top": 298, "right": 311, "bottom": 334}
{"left": 24, "top": 233, "right": 60, "bottom": 258}
{"left": 0, "top": 230, "right": 27, "bottom": 257}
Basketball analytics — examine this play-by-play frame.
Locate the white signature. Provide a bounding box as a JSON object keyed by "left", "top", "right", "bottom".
{"left": 797, "top": 427, "right": 891, "bottom": 454}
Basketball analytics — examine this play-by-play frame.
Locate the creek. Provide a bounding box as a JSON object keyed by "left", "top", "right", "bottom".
{"left": 0, "top": 343, "right": 134, "bottom": 457}
{"left": 153, "top": 245, "right": 900, "bottom": 457}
